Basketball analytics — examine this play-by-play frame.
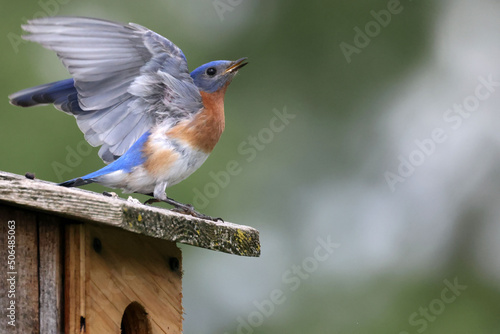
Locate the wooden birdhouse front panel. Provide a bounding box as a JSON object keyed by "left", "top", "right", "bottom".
{"left": 0, "top": 204, "right": 183, "bottom": 334}
{"left": 66, "top": 224, "right": 183, "bottom": 334}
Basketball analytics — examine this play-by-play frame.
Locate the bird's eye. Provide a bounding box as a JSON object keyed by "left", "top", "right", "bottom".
{"left": 206, "top": 67, "right": 217, "bottom": 76}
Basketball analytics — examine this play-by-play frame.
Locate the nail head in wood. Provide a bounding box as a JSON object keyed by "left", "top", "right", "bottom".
{"left": 92, "top": 237, "right": 102, "bottom": 254}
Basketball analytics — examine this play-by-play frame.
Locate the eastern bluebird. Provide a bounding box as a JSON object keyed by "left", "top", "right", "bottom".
{"left": 8, "top": 17, "right": 248, "bottom": 220}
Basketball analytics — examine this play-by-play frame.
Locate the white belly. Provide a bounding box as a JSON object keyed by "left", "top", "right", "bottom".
{"left": 97, "top": 142, "right": 209, "bottom": 196}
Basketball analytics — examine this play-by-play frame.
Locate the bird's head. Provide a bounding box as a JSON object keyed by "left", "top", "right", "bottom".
{"left": 191, "top": 57, "right": 248, "bottom": 93}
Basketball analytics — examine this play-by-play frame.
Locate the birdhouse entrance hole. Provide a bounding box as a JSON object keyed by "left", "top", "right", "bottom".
{"left": 121, "top": 302, "right": 152, "bottom": 334}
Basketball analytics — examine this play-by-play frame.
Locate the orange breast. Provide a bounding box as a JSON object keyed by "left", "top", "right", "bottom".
{"left": 142, "top": 140, "right": 179, "bottom": 176}
{"left": 167, "top": 87, "right": 226, "bottom": 153}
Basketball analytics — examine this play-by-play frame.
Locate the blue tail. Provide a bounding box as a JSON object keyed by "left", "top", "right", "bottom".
{"left": 58, "top": 165, "right": 113, "bottom": 188}
{"left": 58, "top": 164, "right": 115, "bottom": 188}
{"left": 58, "top": 130, "right": 151, "bottom": 188}
{"left": 59, "top": 163, "right": 117, "bottom": 188}
{"left": 59, "top": 177, "right": 95, "bottom": 187}
{"left": 9, "top": 78, "right": 83, "bottom": 114}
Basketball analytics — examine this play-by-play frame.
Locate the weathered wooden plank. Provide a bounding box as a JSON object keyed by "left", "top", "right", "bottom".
{"left": 0, "top": 171, "right": 260, "bottom": 257}
{"left": 0, "top": 205, "right": 39, "bottom": 333}
{"left": 0, "top": 174, "right": 123, "bottom": 224}
{"left": 64, "top": 223, "right": 86, "bottom": 334}
{"left": 38, "top": 214, "right": 64, "bottom": 334}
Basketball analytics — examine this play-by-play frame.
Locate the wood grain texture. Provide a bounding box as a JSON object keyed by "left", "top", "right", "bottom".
{"left": 0, "top": 205, "right": 39, "bottom": 333}
{"left": 0, "top": 171, "right": 260, "bottom": 257}
{"left": 64, "top": 223, "right": 86, "bottom": 334}
{"left": 38, "top": 214, "right": 64, "bottom": 334}
{"left": 87, "top": 224, "right": 183, "bottom": 334}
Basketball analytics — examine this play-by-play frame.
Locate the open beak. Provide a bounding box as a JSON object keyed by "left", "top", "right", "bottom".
{"left": 225, "top": 57, "right": 248, "bottom": 74}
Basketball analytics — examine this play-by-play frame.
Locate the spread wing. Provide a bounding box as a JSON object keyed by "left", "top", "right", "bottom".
{"left": 22, "top": 17, "right": 203, "bottom": 163}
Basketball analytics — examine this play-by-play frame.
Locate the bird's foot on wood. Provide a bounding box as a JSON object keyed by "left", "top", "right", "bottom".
{"left": 170, "top": 204, "right": 223, "bottom": 222}
{"left": 144, "top": 198, "right": 159, "bottom": 205}
{"left": 144, "top": 196, "right": 223, "bottom": 222}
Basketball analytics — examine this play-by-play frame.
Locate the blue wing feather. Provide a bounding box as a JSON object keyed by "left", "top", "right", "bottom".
{"left": 9, "top": 78, "right": 81, "bottom": 111}
{"left": 12, "top": 17, "right": 203, "bottom": 163}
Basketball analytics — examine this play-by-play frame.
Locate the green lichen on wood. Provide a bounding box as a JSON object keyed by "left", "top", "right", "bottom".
{"left": 121, "top": 205, "right": 260, "bottom": 257}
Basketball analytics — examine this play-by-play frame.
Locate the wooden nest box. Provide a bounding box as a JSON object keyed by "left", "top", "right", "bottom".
{"left": 0, "top": 171, "right": 260, "bottom": 333}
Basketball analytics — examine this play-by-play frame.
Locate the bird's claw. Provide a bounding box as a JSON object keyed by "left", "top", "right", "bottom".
{"left": 144, "top": 196, "right": 223, "bottom": 222}
{"left": 144, "top": 198, "right": 159, "bottom": 205}
{"left": 170, "top": 205, "right": 222, "bottom": 222}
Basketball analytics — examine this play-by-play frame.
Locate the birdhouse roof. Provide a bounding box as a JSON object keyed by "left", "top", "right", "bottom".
{"left": 0, "top": 171, "right": 260, "bottom": 257}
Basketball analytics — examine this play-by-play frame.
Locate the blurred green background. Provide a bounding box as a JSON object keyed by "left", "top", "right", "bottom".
{"left": 2, "top": 0, "right": 500, "bottom": 333}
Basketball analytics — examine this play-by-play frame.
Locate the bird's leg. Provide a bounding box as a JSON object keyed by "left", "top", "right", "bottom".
{"left": 146, "top": 195, "right": 222, "bottom": 221}
{"left": 143, "top": 183, "right": 222, "bottom": 221}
